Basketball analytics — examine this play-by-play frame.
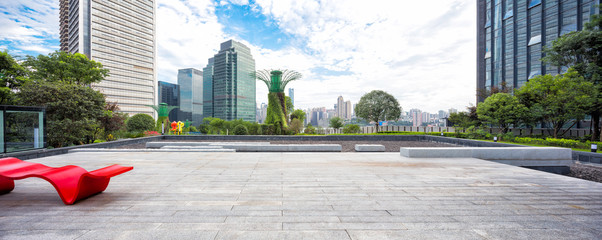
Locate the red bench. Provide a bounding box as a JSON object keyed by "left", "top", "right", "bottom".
{"left": 0, "top": 157, "right": 133, "bottom": 205}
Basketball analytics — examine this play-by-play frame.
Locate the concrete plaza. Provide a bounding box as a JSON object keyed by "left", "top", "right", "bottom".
{"left": 1, "top": 151, "right": 601, "bottom": 239}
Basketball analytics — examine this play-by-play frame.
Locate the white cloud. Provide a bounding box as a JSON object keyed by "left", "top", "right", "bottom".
{"left": 0, "top": 0, "right": 60, "bottom": 55}
{"left": 250, "top": 0, "right": 477, "bottom": 112}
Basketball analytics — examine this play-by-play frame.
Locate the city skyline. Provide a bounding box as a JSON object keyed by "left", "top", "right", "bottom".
{"left": 0, "top": 0, "right": 476, "bottom": 113}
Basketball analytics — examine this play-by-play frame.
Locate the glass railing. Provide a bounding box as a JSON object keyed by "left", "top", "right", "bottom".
{"left": 1, "top": 106, "right": 46, "bottom": 153}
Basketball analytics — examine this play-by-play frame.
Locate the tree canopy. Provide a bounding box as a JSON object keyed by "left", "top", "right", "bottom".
{"left": 354, "top": 90, "right": 401, "bottom": 132}
{"left": 476, "top": 93, "right": 528, "bottom": 134}
{"left": 329, "top": 117, "right": 344, "bottom": 130}
{"left": 515, "top": 69, "right": 596, "bottom": 138}
{"left": 23, "top": 51, "right": 108, "bottom": 85}
{"left": 0, "top": 51, "right": 28, "bottom": 104}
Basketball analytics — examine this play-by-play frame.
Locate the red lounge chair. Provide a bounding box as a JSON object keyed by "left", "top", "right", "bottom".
{"left": 0, "top": 157, "right": 133, "bottom": 205}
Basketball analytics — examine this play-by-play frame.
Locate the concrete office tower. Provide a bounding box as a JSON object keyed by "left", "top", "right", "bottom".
{"left": 345, "top": 100, "right": 352, "bottom": 119}
{"left": 410, "top": 109, "right": 423, "bottom": 127}
{"left": 158, "top": 81, "right": 179, "bottom": 121}
{"left": 177, "top": 68, "right": 203, "bottom": 124}
{"left": 202, "top": 58, "right": 214, "bottom": 119}
{"left": 211, "top": 40, "right": 256, "bottom": 121}
{"left": 477, "top": 0, "right": 599, "bottom": 102}
{"left": 59, "top": 0, "right": 157, "bottom": 116}
{"left": 289, "top": 88, "right": 295, "bottom": 108}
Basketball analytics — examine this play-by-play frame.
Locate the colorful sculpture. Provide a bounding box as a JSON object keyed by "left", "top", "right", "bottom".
{"left": 170, "top": 121, "right": 185, "bottom": 135}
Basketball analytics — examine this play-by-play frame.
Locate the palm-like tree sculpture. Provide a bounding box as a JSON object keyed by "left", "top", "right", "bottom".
{"left": 147, "top": 103, "right": 179, "bottom": 132}
{"left": 254, "top": 69, "right": 302, "bottom": 129}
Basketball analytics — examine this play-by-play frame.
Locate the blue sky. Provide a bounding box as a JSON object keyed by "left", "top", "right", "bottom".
{"left": 0, "top": 0, "right": 476, "bottom": 113}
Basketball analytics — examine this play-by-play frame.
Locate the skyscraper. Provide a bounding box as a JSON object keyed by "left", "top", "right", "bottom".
{"left": 477, "top": 0, "right": 599, "bottom": 102}
{"left": 202, "top": 58, "right": 214, "bottom": 119}
{"left": 158, "top": 81, "right": 179, "bottom": 121}
{"left": 206, "top": 40, "right": 256, "bottom": 121}
{"left": 177, "top": 68, "right": 203, "bottom": 124}
{"left": 59, "top": 0, "right": 157, "bottom": 116}
{"left": 289, "top": 88, "right": 295, "bottom": 108}
{"left": 336, "top": 96, "right": 345, "bottom": 118}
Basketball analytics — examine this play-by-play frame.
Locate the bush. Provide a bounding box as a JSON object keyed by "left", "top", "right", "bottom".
{"left": 260, "top": 124, "right": 274, "bottom": 135}
{"left": 189, "top": 126, "right": 198, "bottom": 132}
{"left": 198, "top": 124, "right": 209, "bottom": 134}
{"left": 342, "top": 124, "right": 361, "bottom": 134}
{"left": 126, "top": 113, "right": 155, "bottom": 132}
{"left": 304, "top": 124, "right": 316, "bottom": 134}
{"left": 233, "top": 125, "right": 249, "bottom": 135}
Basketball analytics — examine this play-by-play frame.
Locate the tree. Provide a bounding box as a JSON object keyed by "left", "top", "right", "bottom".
{"left": 23, "top": 51, "right": 108, "bottom": 85}
{"left": 289, "top": 118, "right": 303, "bottom": 134}
{"left": 477, "top": 93, "right": 529, "bottom": 134}
{"left": 329, "top": 117, "right": 344, "bottom": 130}
{"left": 515, "top": 69, "right": 596, "bottom": 138}
{"left": 290, "top": 109, "right": 306, "bottom": 122}
{"left": 448, "top": 105, "right": 481, "bottom": 129}
{"left": 354, "top": 90, "right": 402, "bottom": 132}
{"left": 542, "top": 6, "right": 602, "bottom": 140}
{"left": 209, "top": 118, "right": 225, "bottom": 134}
{"left": 126, "top": 113, "right": 155, "bottom": 132}
{"left": 17, "top": 81, "right": 105, "bottom": 147}
{"left": 0, "top": 51, "right": 28, "bottom": 104}
{"left": 99, "top": 102, "right": 126, "bottom": 140}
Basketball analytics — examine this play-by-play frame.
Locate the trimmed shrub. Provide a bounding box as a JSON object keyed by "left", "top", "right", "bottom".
{"left": 260, "top": 124, "right": 274, "bottom": 135}
{"left": 233, "top": 125, "right": 249, "bottom": 135}
{"left": 126, "top": 113, "right": 155, "bottom": 132}
{"left": 342, "top": 124, "right": 361, "bottom": 134}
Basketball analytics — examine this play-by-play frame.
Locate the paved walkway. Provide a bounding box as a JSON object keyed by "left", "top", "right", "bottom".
{"left": 1, "top": 152, "right": 601, "bottom": 239}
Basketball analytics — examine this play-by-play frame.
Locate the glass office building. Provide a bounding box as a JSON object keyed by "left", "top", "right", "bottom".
{"left": 177, "top": 68, "right": 203, "bottom": 124}
{"left": 59, "top": 0, "right": 157, "bottom": 116}
{"left": 205, "top": 40, "right": 256, "bottom": 122}
{"left": 202, "top": 58, "right": 214, "bottom": 120}
{"left": 158, "top": 81, "right": 179, "bottom": 121}
{"left": 477, "top": 0, "right": 600, "bottom": 102}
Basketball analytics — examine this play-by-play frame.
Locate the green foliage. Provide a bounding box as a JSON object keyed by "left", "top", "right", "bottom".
{"left": 17, "top": 81, "right": 105, "bottom": 147}
{"left": 448, "top": 106, "right": 481, "bottom": 129}
{"left": 477, "top": 93, "right": 529, "bottom": 133}
{"left": 208, "top": 117, "right": 225, "bottom": 134}
{"left": 254, "top": 69, "right": 302, "bottom": 93}
{"left": 126, "top": 113, "right": 155, "bottom": 132}
{"left": 189, "top": 126, "right": 198, "bottom": 132}
{"left": 260, "top": 124, "right": 275, "bottom": 135}
{"left": 355, "top": 90, "right": 402, "bottom": 132}
{"left": 99, "top": 102, "right": 125, "bottom": 139}
{"left": 233, "top": 125, "right": 248, "bottom": 135}
{"left": 290, "top": 109, "right": 306, "bottom": 122}
{"left": 516, "top": 70, "right": 596, "bottom": 138}
{"left": 0, "top": 51, "right": 28, "bottom": 104}
{"left": 247, "top": 122, "right": 261, "bottom": 135}
{"left": 304, "top": 123, "right": 316, "bottom": 134}
{"left": 23, "top": 51, "right": 108, "bottom": 85}
{"left": 511, "top": 137, "right": 601, "bottom": 151}
{"left": 426, "top": 132, "right": 456, "bottom": 137}
{"left": 289, "top": 118, "right": 303, "bottom": 134}
{"left": 329, "top": 117, "right": 344, "bottom": 129}
{"left": 342, "top": 124, "right": 361, "bottom": 134}
{"left": 285, "top": 96, "right": 293, "bottom": 116}
{"left": 265, "top": 92, "right": 288, "bottom": 128}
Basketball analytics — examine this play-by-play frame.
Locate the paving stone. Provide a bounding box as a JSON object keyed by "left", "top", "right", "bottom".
{"left": 1, "top": 151, "right": 600, "bottom": 239}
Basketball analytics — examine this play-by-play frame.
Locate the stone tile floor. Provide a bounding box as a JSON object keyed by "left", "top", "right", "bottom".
{"left": 0, "top": 152, "right": 601, "bottom": 239}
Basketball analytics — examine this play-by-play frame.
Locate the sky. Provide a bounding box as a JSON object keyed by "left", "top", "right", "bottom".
{"left": 0, "top": 0, "right": 476, "bottom": 113}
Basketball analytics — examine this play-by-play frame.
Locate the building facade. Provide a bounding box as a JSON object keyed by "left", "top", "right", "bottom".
{"left": 59, "top": 0, "right": 157, "bottom": 116}
{"left": 158, "top": 81, "right": 179, "bottom": 121}
{"left": 177, "top": 68, "right": 203, "bottom": 124}
{"left": 204, "top": 40, "right": 256, "bottom": 121}
{"left": 288, "top": 88, "right": 295, "bottom": 108}
{"left": 202, "top": 58, "right": 214, "bottom": 120}
{"left": 477, "top": 0, "right": 599, "bottom": 102}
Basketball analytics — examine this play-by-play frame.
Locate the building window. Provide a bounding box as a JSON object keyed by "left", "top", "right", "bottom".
{"left": 503, "top": 10, "right": 513, "bottom": 20}
{"left": 528, "top": 70, "right": 541, "bottom": 79}
{"left": 527, "top": 35, "right": 541, "bottom": 46}
{"left": 528, "top": 0, "right": 541, "bottom": 9}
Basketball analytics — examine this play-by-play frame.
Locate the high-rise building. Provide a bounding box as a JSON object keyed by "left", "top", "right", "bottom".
{"left": 59, "top": 0, "right": 157, "bottom": 116}
{"left": 202, "top": 58, "right": 214, "bottom": 119}
{"left": 158, "top": 81, "right": 179, "bottom": 121}
{"left": 336, "top": 96, "right": 345, "bottom": 118}
{"left": 345, "top": 100, "right": 352, "bottom": 119}
{"left": 477, "top": 0, "right": 599, "bottom": 102}
{"left": 177, "top": 68, "right": 203, "bottom": 124}
{"left": 289, "top": 88, "right": 295, "bottom": 108}
{"left": 205, "top": 40, "right": 256, "bottom": 121}
{"left": 409, "top": 109, "right": 423, "bottom": 127}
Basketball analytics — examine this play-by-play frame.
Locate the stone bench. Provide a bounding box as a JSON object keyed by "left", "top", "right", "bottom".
{"left": 400, "top": 147, "right": 574, "bottom": 167}
{"left": 227, "top": 144, "right": 342, "bottom": 152}
{"left": 355, "top": 144, "right": 385, "bottom": 152}
{"left": 146, "top": 141, "right": 270, "bottom": 148}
